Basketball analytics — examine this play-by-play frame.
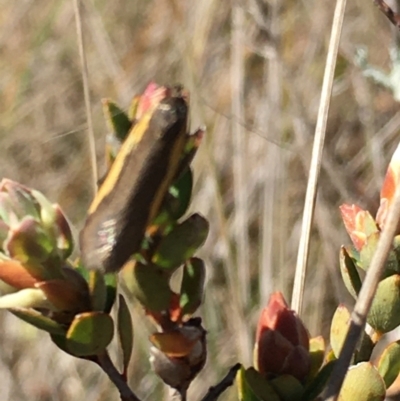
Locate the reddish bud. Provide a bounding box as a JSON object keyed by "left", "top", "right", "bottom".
{"left": 255, "top": 292, "right": 311, "bottom": 381}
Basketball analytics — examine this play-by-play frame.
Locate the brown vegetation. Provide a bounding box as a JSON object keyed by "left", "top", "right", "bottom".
{"left": 0, "top": 1, "right": 399, "bottom": 400}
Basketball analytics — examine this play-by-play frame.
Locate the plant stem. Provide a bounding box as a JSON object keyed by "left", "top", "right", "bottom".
{"left": 200, "top": 363, "right": 241, "bottom": 401}
{"left": 291, "top": 0, "right": 347, "bottom": 314}
{"left": 97, "top": 351, "right": 142, "bottom": 401}
{"left": 373, "top": 0, "right": 400, "bottom": 27}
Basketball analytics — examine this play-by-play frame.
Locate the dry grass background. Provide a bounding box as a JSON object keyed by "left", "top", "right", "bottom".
{"left": 1, "top": 0, "right": 400, "bottom": 400}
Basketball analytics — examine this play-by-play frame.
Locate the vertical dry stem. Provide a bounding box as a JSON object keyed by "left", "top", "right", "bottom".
{"left": 291, "top": 0, "right": 347, "bottom": 314}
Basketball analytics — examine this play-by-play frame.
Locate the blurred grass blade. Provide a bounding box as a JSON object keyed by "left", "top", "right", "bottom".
{"left": 73, "top": 0, "right": 97, "bottom": 193}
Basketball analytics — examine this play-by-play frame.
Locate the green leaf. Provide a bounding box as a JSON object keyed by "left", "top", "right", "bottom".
{"left": 152, "top": 214, "right": 209, "bottom": 270}
{"left": 339, "top": 362, "right": 385, "bottom": 401}
{"left": 74, "top": 259, "right": 90, "bottom": 281}
{"left": 104, "top": 273, "right": 117, "bottom": 313}
{"left": 359, "top": 232, "right": 379, "bottom": 271}
{"left": 325, "top": 349, "right": 337, "bottom": 362}
{"left": 88, "top": 270, "right": 107, "bottom": 312}
{"left": 237, "top": 366, "right": 262, "bottom": 401}
{"left": 169, "top": 167, "right": 193, "bottom": 220}
{"left": 117, "top": 294, "right": 133, "bottom": 374}
{"left": 102, "top": 99, "right": 132, "bottom": 142}
{"left": 308, "top": 336, "right": 325, "bottom": 380}
{"left": 74, "top": 262, "right": 116, "bottom": 314}
{"left": 361, "top": 209, "right": 379, "bottom": 237}
{"left": 238, "top": 367, "right": 280, "bottom": 401}
{"left": 269, "top": 375, "right": 304, "bottom": 401}
{"left": 302, "top": 361, "right": 336, "bottom": 401}
{"left": 177, "top": 128, "right": 204, "bottom": 175}
{"left": 153, "top": 168, "right": 193, "bottom": 227}
{"left": 330, "top": 304, "right": 351, "bottom": 358}
{"left": 66, "top": 312, "right": 114, "bottom": 356}
{"left": 122, "top": 261, "right": 172, "bottom": 312}
{"left": 5, "top": 182, "right": 40, "bottom": 221}
{"left": 347, "top": 246, "right": 361, "bottom": 269}
{"left": 0, "top": 190, "right": 18, "bottom": 226}
{"left": 376, "top": 340, "right": 400, "bottom": 388}
{"left": 30, "top": 189, "right": 57, "bottom": 230}
{"left": 166, "top": 168, "right": 193, "bottom": 221}
{"left": 360, "top": 233, "right": 398, "bottom": 274}
{"left": 10, "top": 307, "right": 66, "bottom": 335}
{"left": 392, "top": 235, "right": 400, "bottom": 274}
{"left": 368, "top": 274, "right": 400, "bottom": 334}
{"left": 179, "top": 257, "right": 205, "bottom": 318}
{"left": 339, "top": 246, "right": 361, "bottom": 299}
{"left": 6, "top": 217, "right": 54, "bottom": 265}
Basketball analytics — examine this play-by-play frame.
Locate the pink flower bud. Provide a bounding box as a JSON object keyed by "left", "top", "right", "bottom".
{"left": 255, "top": 292, "right": 311, "bottom": 381}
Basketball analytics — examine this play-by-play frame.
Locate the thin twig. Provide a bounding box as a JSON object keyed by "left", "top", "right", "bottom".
{"left": 200, "top": 363, "right": 241, "bottom": 401}
{"left": 97, "top": 352, "right": 142, "bottom": 401}
{"left": 73, "top": 0, "right": 98, "bottom": 195}
{"left": 321, "top": 182, "right": 400, "bottom": 400}
{"left": 373, "top": 0, "right": 400, "bottom": 28}
{"left": 179, "top": 388, "right": 187, "bottom": 401}
{"left": 291, "top": 0, "right": 347, "bottom": 314}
